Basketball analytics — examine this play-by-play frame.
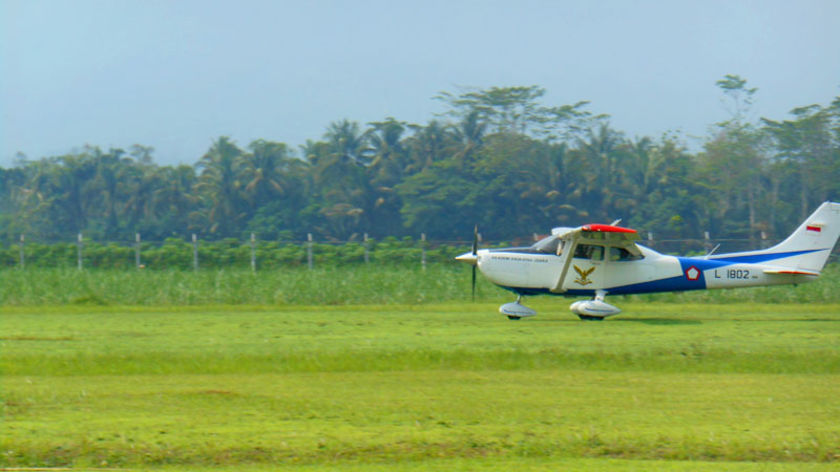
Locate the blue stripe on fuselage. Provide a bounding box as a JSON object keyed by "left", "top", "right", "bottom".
{"left": 707, "top": 249, "right": 820, "bottom": 264}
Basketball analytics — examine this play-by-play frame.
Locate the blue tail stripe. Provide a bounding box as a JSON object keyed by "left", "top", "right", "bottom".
{"left": 707, "top": 249, "right": 821, "bottom": 264}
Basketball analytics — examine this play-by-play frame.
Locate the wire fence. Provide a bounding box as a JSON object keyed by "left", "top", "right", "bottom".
{"left": 6, "top": 233, "right": 840, "bottom": 271}
{"left": 2, "top": 232, "right": 838, "bottom": 271}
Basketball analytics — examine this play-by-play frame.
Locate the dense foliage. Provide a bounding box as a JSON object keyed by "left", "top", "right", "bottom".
{"left": 2, "top": 77, "right": 838, "bottom": 244}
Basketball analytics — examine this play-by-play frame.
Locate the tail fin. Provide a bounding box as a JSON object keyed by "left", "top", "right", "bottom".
{"left": 710, "top": 201, "right": 840, "bottom": 273}
{"left": 764, "top": 201, "right": 840, "bottom": 272}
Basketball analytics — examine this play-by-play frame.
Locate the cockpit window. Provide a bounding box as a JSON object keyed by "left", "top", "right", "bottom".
{"left": 608, "top": 246, "right": 644, "bottom": 261}
{"left": 574, "top": 244, "right": 604, "bottom": 261}
{"left": 531, "top": 235, "right": 561, "bottom": 254}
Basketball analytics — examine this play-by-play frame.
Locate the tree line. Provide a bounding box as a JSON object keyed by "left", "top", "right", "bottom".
{"left": 1, "top": 76, "right": 838, "bottom": 245}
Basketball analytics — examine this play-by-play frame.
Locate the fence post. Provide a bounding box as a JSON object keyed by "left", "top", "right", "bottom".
{"left": 19, "top": 234, "right": 25, "bottom": 269}
{"left": 307, "top": 233, "right": 313, "bottom": 270}
{"left": 77, "top": 233, "right": 83, "bottom": 271}
{"left": 250, "top": 233, "right": 256, "bottom": 272}
{"left": 364, "top": 233, "right": 369, "bottom": 264}
{"left": 647, "top": 232, "right": 654, "bottom": 247}
{"left": 135, "top": 233, "right": 142, "bottom": 269}
{"left": 421, "top": 233, "right": 427, "bottom": 270}
{"left": 192, "top": 234, "right": 199, "bottom": 271}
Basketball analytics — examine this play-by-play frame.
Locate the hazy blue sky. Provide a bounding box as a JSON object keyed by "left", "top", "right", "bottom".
{"left": 2, "top": 0, "right": 839, "bottom": 166}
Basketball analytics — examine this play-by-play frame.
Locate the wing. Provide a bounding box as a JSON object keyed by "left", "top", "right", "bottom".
{"left": 580, "top": 224, "right": 641, "bottom": 243}
{"left": 553, "top": 223, "right": 642, "bottom": 252}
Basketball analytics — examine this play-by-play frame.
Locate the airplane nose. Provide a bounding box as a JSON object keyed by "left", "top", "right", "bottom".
{"left": 455, "top": 252, "right": 477, "bottom": 265}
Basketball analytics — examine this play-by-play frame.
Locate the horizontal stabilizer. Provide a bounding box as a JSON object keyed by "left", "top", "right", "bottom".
{"left": 763, "top": 268, "right": 820, "bottom": 277}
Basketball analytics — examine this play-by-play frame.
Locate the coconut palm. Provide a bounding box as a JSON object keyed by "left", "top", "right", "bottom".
{"left": 194, "top": 137, "right": 246, "bottom": 236}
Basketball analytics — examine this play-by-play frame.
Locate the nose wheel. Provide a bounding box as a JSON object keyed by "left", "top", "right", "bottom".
{"left": 499, "top": 295, "right": 537, "bottom": 320}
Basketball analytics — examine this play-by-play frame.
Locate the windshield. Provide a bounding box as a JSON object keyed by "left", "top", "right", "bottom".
{"left": 531, "top": 235, "right": 561, "bottom": 254}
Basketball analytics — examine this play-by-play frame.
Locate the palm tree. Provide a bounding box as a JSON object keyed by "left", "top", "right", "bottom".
{"left": 149, "top": 164, "right": 197, "bottom": 237}
{"left": 325, "top": 119, "right": 372, "bottom": 167}
{"left": 403, "top": 120, "right": 458, "bottom": 174}
{"left": 366, "top": 117, "right": 407, "bottom": 186}
{"left": 194, "top": 137, "right": 245, "bottom": 237}
{"left": 307, "top": 121, "right": 374, "bottom": 238}
{"left": 241, "top": 140, "right": 294, "bottom": 205}
{"left": 452, "top": 111, "right": 487, "bottom": 165}
{"left": 571, "top": 123, "right": 626, "bottom": 221}
{"left": 89, "top": 147, "right": 128, "bottom": 239}
{"left": 365, "top": 118, "right": 408, "bottom": 235}
{"left": 122, "top": 158, "right": 159, "bottom": 234}
{"left": 28, "top": 151, "right": 98, "bottom": 237}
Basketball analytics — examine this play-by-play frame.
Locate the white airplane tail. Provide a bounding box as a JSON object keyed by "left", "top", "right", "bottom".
{"left": 770, "top": 201, "right": 840, "bottom": 272}
{"left": 719, "top": 201, "right": 840, "bottom": 273}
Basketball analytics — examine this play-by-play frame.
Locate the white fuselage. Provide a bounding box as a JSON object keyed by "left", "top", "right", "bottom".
{"left": 475, "top": 245, "right": 817, "bottom": 296}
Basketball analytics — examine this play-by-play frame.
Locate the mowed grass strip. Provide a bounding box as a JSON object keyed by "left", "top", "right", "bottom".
{"left": 2, "top": 304, "right": 839, "bottom": 468}
{"left": 4, "top": 371, "right": 840, "bottom": 466}
{"left": 3, "top": 303, "right": 840, "bottom": 376}
{"left": 143, "top": 458, "right": 840, "bottom": 472}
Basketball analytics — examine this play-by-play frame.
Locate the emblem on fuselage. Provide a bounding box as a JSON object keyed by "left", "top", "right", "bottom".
{"left": 574, "top": 265, "right": 595, "bottom": 286}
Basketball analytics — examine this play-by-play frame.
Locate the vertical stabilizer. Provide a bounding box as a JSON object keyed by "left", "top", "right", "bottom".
{"left": 763, "top": 201, "right": 840, "bottom": 272}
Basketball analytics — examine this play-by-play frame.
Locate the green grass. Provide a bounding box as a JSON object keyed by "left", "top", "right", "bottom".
{"left": 3, "top": 303, "right": 840, "bottom": 376}
{"left": 152, "top": 459, "right": 840, "bottom": 471}
{"left": 2, "top": 303, "right": 840, "bottom": 470}
{"left": 1, "top": 262, "right": 839, "bottom": 306}
{"left": 0, "top": 266, "right": 471, "bottom": 305}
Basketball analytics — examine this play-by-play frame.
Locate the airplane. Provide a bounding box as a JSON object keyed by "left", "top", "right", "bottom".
{"left": 455, "top": 201, "right": 840, "bottom": 320}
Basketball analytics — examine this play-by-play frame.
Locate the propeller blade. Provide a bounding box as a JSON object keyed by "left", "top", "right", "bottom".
{"left": 472, "top": 225, "right": 478, "bottom": 256}
{"left": 472, "top": 265, "right": 476, "bottom": 301}
{"left": 471, "top": 225, "right": 478, "bottom": 300}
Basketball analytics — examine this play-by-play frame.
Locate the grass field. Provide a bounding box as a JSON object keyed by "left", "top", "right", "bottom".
{"left": 2, "top": 301, "right": 839, "bottom": 471}
{"left": 1, "top": 262, "right": 839, "bottom": 306}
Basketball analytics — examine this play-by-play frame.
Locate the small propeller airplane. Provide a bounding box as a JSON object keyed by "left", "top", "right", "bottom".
{"left": 456, "top": 201, "right": 840, "bottom": 320}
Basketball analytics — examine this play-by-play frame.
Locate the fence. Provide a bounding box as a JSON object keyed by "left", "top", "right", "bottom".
{"left": 3, "top": 233, "right": 451, "bottom": 271}
{"left": 2, "top": 232, "right": 838, "bottom": 271}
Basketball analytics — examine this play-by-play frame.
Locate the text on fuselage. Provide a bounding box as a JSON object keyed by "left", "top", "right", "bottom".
{"left": 714, "top": 269, "right": 752, "bottom": 279}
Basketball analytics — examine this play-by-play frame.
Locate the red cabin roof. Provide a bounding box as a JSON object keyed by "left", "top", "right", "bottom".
{"left": 582, "top": 224, "right": 637, "bottom": 234}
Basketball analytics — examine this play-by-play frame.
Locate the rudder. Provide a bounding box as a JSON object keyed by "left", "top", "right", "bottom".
{"left": 767, "top": 201, "right": 840, "bottom": 272}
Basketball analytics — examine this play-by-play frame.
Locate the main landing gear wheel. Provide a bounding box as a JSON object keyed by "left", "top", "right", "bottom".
{"left": 569, "top": 290, "right": 621, "bottom": 321}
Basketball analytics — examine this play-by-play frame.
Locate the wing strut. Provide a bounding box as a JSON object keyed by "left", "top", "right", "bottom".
{"left": 551, "top": 237, "right": 578, "bottom": 293}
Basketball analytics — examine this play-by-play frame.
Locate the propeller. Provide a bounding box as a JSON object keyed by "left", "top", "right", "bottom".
{"left": 454, "top": 225, "right": 480, "bottom": 300}
{"left": 471, "top": 225, "right": 478, "bottom": 300}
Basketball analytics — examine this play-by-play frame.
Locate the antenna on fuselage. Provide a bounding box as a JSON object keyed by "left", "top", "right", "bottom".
{"left": 703, "top": 243, "right": 721, "bottom": 259}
